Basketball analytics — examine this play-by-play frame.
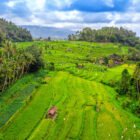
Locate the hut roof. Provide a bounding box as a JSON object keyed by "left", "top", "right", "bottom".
{"left": 48, "top": 106, "right": 57, "bottom": 115}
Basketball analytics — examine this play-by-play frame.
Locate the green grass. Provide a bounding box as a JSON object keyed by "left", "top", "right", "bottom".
{"left": 0, "top": 41, "right": 139, "bottom": 140}
{"left": 17, "top": 41, "right": 129, "bottom": 64}
{"left": 0, "top": 70, "right": 49, "bottom": 128}
{"left": 0, "top": 72, "right": 140, "bottom": 140}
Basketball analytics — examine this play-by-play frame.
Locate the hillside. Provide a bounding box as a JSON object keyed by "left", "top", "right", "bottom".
{"left": 0, "top": 41, "right": 140, "bottom": 140}
{"left": 0, "top": 19, "right": 33, "bottom": 42}
{"left": 22, "top": 25, "right": 75, "bottom": 39}
{"left": 1, "top": 71, "right": 140, "bottom": 140}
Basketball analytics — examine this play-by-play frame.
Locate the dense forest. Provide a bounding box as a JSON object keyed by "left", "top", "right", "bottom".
{"left": 0, "top": 19, "right": 33, "bottom": 42}
{"left": 68, "top": 27, "right": 140, "bottom": 48}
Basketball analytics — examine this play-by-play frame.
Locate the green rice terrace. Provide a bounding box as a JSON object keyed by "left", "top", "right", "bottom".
{"left": 0, "top": 41, "right": 140, "bottom": 140}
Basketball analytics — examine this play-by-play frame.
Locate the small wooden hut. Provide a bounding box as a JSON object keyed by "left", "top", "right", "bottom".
{"left": 46, "top": 106, "right": 58, "bottom": 120}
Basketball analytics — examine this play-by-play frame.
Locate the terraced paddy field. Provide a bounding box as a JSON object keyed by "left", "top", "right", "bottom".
{"left": 17, "top": 41, "right": 129, "bottom": 64}
{"left": 0, "top": 71, "right": 140, "bottom": 140}
{"left": 0, "top": 41, "right": 139, "bottom": 140}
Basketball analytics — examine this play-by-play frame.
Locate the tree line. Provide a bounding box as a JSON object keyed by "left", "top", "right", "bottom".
{"left": 120, "top": 64, "right": 140, "bottom": 97}
{"left": 68, "top": 27, "right": 140, "bottom": 47}
{"left": 118, "top": 63, "right": 140, "bottom": 115}
{"left": 0, "top": 19, "right": 45, "bottom": 93}
{"left": 0, "top": 41, "right": 44, "bottom": 92}
{"left": 0, "top": 18, "right": 33, "bottom": 42}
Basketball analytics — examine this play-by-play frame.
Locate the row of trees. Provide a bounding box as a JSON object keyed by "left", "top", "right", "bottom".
{"left": 68, "top": 27, "right": 140, "bottom": 47}
{"left": 0, "top": 41, "right": 44, "bottom": 92}
{"left": 0, "top": 18, "right": 33, "bottom": 42}
{"left": 118, "top": 62, "right": 140, "bottom": 117}
{"left": 117, "top": 64, "right": 139, "bottom": 116}
{"left": 120, "top": 63, "right": 140, "bottom": 99}
{"left": 119, "top": 63, "right": 140, "bottom": 115}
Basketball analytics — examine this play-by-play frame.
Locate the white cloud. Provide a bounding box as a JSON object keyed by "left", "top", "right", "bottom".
{"left": 2, "top": 0, "right": 140, "bottom": 36}
{"left": 1, "top": 10, "right": 140, "bottom": 36}
{"left": 5, "top": 0, "right": 22, "bottom": 8}
{"left": 5, "top": 0, "right": 46, "bottom": 11}
{"left": 6, "top": 1, "right": 15, "bottom": 7}
{"left": 25, "top": 0, "right": 46, "bottom": 11}
{"left": 129, "top": 0, "right": 140, "bottom": 11}
{"left": 53, "top": 10, "right": 82, "bottom": 21}
{"left": 103, "top": 0, "right": 114, "bottom": 8}
{"left": 132, "top": 0, "right": 139, "bottom": 4}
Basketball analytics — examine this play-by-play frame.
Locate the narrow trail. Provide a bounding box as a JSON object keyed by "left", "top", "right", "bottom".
{"left": 1, "top": 72, "right": 140, "bottom": 140}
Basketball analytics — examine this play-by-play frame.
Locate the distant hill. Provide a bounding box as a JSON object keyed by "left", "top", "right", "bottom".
{"left": 0, "top": 19, "right": 32, "bottom": 42}
{"left": 21, "top": 25, "right": 75, "bottom": 39}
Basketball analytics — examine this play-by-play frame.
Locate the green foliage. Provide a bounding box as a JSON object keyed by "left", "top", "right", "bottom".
{"left": 0, "top": 30, "right": 5, "bottom": 47}
{"left": 0, "top": 41, "right": 44, "bottom": 92}
{"left": 0, "top": 18, "right": 33, "bottom": 42}
{"left": 108, "top": 59, "right": 114, "bottom": 67}
{"left": 123, "top": 56, "right": 128, "bottom": 63}
{"left": 133, "top": 62, "right": 140, "bottom": 96}
{"left": 46, "top": 62, "right": 55, "bottom": 71}
{"left": 128, "top": 48, "right": 140, "bottom": 61}
{"left": 0, "top": 70, "right": 47, "bottom": 128}
{"left": 69, "top": 27, "right": 140, "bottom": 47}
{"left": 120, "top": 69, "right": 131, "bottom": 95}
{"left": 1, "top": 72, "right": 140, "bottom": 140}
{"left": 135, "top": 44, "right": 140, "bottom": 50}
{"left": 0, "top": 40, "right": 140, "bottom": 139}
{"left": 25, "top": 45, "right": 44, "bottom": 72}
{"left": 104, "top": 56, "right": 109, "bottom": 65}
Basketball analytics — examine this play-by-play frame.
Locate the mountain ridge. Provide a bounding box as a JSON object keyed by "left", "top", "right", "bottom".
{"left": 21, "top": 25, "right": 75, "bottom": 39}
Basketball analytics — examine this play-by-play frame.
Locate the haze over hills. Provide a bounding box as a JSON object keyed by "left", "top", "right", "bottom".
{"left": 21, "top": 25, "right": 75, "bottom": 39}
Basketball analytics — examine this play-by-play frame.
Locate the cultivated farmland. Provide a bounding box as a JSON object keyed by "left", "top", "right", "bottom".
{"left": 0, "top": 41, "right": 140, "bottom": 140}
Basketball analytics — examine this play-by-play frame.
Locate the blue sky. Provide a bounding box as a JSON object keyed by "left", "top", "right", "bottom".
{"left": 0, "top": 0, "right": 140, "bottom": 35}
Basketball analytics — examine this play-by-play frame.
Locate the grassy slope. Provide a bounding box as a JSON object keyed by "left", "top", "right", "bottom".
{"left": 66, "top": 64, "right": 135, "bottom": 85}
{"left": 0, "top": 70, "right": 47, "bottom": 128}
{"left": 0, "top": 72, "right": 140, "bottom": 140}
{"left": 17, "top": 41, "right": 128, "bottom": 63}
{"left": 0, "top": 41, "right": 139, "bottom": 140}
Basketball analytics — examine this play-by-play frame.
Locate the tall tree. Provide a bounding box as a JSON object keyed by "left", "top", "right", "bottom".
{"left": 120, "top": 69, "right": 131, "bottom": 94}
{"left": 133, "top": 62, "right": 140, "bottom": 98}
{"left": 0, "top": 30, "right": 5, "bottom": 47}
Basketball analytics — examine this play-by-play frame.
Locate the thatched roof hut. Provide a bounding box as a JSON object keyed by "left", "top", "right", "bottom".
{"left": 46, "top": 106, "right": 58, "bottom": 119}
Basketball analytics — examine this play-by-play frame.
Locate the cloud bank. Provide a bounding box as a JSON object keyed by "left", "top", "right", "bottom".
{"left": 1, "top": 0, "right": 140, "bottom": 36}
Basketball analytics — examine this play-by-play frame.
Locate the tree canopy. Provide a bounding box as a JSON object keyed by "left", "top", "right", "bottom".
{"left": 68, "top": 27, "right": 140, "bottom": 47}
{"left": 0, "top": 18, "right": 33, "bottom": 42}
{"left": 0, "top": 41, "right": 44, "bottom": 92}
{"left": 120, "top": 69, "right": 131, "bottom": 95}
{"left": 133, "top": 62, "right": 140, "bottom": 96}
